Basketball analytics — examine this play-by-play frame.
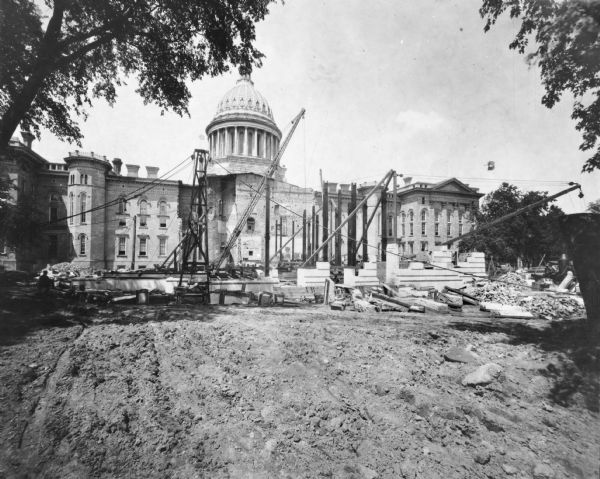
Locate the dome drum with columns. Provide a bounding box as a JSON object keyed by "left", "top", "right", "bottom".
{"left": 205, "top": 75, "right": 284, "bottom": 179}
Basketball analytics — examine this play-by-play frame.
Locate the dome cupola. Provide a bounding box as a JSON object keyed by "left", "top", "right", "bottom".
{"left": 205, "top": 75, "right": 284, "bottom": 179}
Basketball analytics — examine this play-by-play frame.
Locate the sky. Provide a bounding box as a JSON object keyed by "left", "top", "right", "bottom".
{"left": 31, "top": 0, "right": 599, "bottom": 213}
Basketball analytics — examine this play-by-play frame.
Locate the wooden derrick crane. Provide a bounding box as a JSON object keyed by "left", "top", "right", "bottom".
{"left": 212, "top": 108, "right": 306, "bottom": 270}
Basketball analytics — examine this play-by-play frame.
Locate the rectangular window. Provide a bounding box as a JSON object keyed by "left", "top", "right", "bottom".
{"left": 159, "top": 238, "right": 166, "bottom": 256}
{"left": 160, "top": 218, "right": 167, "bottom": 228}
{"left": 119, "top": 218, "right": 126, "bottom": 227}
{"left": 421, "top": 241, "right": 428, "bottom": 252}
{"left": 459, "top": 223, "right": 463, "bottom": 236}
{"left": 409, "top": 223, "right": 413, "bottom": 236}
{"left": 139, "top": 216, "right": 147, "bottom": 227}
{"left": 80, "top": 236, "right": 86, "bottom": 255}
{"left": 434, "top": 223, "right": 439, "bottom": 236}
{"left": 421, "top": 222, "right": 426, "bottom": 235}
{"left": 118, "top": 237, "right": 126, "bottom": 256}
{"left": 139, "top": 238, "right": 147, "bottom": 256}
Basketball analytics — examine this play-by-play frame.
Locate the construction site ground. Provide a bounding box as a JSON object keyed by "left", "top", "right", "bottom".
{"left": 0, "top": 286, "right": 598, "bottom": 479}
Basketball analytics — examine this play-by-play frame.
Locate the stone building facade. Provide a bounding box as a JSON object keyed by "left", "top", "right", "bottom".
{"left": 0, "top": 76, "right": 481, "bottom": 272}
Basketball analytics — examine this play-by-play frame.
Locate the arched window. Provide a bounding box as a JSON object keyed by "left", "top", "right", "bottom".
{"left": 69, "top": 193, "right": 74, "bottom": 224}
{"left": 408, "top": 210, "right": 414, "bottom": 236}
{"left": 434, "top": 210, "right": 440, "bottom": 236}
{"left": 420, "top": 209, "right": 427, "bottom": 236}
{"left": 118, "top": 196, "right": 127, "bottom": 214}
{"left": 247, "top": 217, "right": 256, "bottom": 232}
{"left": 79, "top": 234, "right": 86, "bottom": 255}
{"left": 139, "top": 200, "right": 148, "bottom": 227}
{"left": 159, "top": 200, "right": 167, "bottom": 215}
{"left": 401, "top": 211, "right": 406, "bottom": 236}
{"left": 80, "top": 193, "right": 87, "bottom": 223}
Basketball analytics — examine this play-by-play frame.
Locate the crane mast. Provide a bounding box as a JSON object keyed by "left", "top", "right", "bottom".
{"left": 213, "top": 108, "right": 306, "bottom": 269}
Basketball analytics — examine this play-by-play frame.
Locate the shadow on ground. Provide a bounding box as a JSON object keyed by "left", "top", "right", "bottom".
{"left": 0, "top": 286, "right": 217, "bottom": 345}
{"left": 449, "top": 318, "right": 600, "bottom": 412}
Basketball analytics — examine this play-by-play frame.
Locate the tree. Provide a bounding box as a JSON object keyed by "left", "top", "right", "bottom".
{"left": 0, "top": 0, "right": 274, "bottom": 153}
{"left": 480, "top": 1, "right": 600, "bottom": 172}
{"left": 0, "top": 168, "right": 44, "bottom": 252}
{"left": 588, "top": 199, "right": 600, "bottom": 214}
{"left": 460, "top": 182, "right": 565, "bottom": 266}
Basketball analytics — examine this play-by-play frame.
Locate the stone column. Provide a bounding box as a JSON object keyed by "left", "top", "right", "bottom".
{"left": 244, "top": 128, "right": 248, "bottom": 156}
{"left": 234, "top": 127, "right": 238, "bottom": 155}
{"left": 262, "top": 130, "right": 267, "bottom": 159}
{"left": 253, "top": 129, "right": 258, "bottom": 157}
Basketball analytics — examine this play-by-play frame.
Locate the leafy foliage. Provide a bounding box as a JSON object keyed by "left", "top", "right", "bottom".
{"left": 460, "top": 182, "right": 565, "bottom": 265}
{"left": 480, "top": 0, "right": 600, "bottom": 172}
{"left": 0, "top": 0, "right": 274, "bottom": 149}
{"left": 588, "top": 199, "right": 600, "bottom": 214}
{"left": 0, "top": 170, "right": 44, "bottom": 251}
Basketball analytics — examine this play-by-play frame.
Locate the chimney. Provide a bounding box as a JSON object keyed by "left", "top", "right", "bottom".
{"left": 403, "top": 176, "right": 413, "bottom": 186}
{"left": 21, "top": 131, "right": 35, "bottom": 149}
{"left": 112, "top": 158, "right": 122, "bottom": 175}
{"left": 146, "top": 166, "right": 159, "bottom": 179}
{"left": 126, "top": 164, "right": 140, "bottom": 177}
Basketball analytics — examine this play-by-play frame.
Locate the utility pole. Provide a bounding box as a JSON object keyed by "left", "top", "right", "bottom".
{"left": 322, "top": 182, "right": 329, "bottom": 262}
{"left": 362, "top": 202, "right": 368, "bottom": 262}
{"left": 265, "top": 181, "right": 271, "bottom": 276}
{"left": 381, "top": 185, "right": 388, "bottom": 261}
{"left": 302, "top": 209, "right": 307, "bottom": 261}
{"left": 348, "top": 183, "right": 357, "bottom": 267}
{"left": 335, "top": 187, "right": 342, "bottom": 265}
{"left": 130, "top": 215, "right": 137, "bottom": 270}
{"left": 393, "top": 171, "right": 398, "bottom": 245}
{"left": 311, "top": 205, "right": 316, "bottom": 265}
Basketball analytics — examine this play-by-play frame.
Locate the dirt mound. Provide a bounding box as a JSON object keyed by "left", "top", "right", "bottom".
{"left": 0, "top": 302, "right": 598, "bottom": 478}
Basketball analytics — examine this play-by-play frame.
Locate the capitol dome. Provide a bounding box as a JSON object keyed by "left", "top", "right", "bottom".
{"left": 214, "top": 75, "right": 274, "bottom": 122}
{"left": 205, "top": 75, "right": 283, "bottom": 178}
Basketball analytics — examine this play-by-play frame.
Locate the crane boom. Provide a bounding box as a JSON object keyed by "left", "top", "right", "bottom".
{"left": 213, "top": 108, "right": 306, "bottom": 269}
{"left": 442, "top": 182, "right": 582, "bottom": 246}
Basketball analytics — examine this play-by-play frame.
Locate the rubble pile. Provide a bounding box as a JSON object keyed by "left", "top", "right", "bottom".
{"left": 495, "top": 272, "right": 528, "bottom": 288}
{"left": 50, "top": 262, "right": 92, "bottom": 275}
{"left": 468, "top": 282, "right": 586, "bottom": 319}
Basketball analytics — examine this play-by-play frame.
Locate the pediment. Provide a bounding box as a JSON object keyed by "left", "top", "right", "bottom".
{"left": 431, "top": 178, "right": 478, "bottom": 194}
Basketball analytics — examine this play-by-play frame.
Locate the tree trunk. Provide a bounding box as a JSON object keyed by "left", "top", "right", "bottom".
{"left": 560, "top": 214, "right": 600, "bottom": 321}
{"left": 0, "top": 3, "right": 65, "bottom": 152}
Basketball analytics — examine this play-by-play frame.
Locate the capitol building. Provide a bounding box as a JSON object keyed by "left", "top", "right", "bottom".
{"left": 1, "top": 76, "right": 481, "bottom": 272}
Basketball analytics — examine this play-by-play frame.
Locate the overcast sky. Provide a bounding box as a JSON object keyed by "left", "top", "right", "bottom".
{"left": 32, "top": 0, "right": 599, "bottom": 213}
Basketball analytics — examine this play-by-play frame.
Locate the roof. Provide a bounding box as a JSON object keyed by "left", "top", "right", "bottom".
{"left": 213, "top": 75, "right": 274, "bottom": 122}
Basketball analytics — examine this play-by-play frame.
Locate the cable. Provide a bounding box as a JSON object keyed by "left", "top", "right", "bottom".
{"left": 210, "top": 157, "right": 307, "bottom": 219}
{"left": 50, "top": 154, "right": 194, "bottom": 225}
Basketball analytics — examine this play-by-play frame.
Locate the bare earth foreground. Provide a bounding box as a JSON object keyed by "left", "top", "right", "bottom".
{"left": 0, "top": 287, "right": 598, "bottom": 478}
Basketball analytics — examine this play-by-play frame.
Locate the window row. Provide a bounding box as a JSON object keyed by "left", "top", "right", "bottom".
{"left": 116, "top": 236, "right": 168, "bottom": 257}
{"left": 69, "top": 173, "right": 90, "bottom": 185}
{"left": 68, "top": 192, "right": 88, "bottom": 224}
{"left": 117, "top": 198, "right": 169, "bottom": 216}
{"left": 384, "top": 210, "right": 466, "bottom": 237}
